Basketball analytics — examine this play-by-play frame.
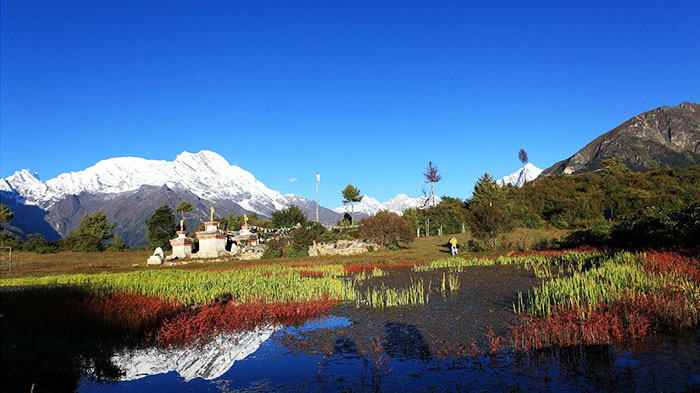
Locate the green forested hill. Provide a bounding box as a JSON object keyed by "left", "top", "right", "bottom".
{"left": 507, "top": 165, "right": 700, "bottom": 228}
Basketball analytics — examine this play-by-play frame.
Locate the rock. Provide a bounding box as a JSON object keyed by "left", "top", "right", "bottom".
{"left": 147, "top": 255, "right": 163, "bottom": 265}
{"left": 238, "top": 244, "right": 267, "bottom": 260}
{"left": 147, "top": 247, "right": 165, "bottom": 265}
{"left": 308, "top": 240, "right": 378, "bottom": 257}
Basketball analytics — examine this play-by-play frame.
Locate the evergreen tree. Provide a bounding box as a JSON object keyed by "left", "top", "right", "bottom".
{"left": 176, "top": 200, "right": 194, "bottom": 230}
{"left": 146, "top": 206, "right": 177, "bottom": 250}
{"left": 341, "top": 184, "right": 362, "bottom": 224}
{"left": 107, "top": 233, "right": 128, "bottom": 251}
{"left": 422, "top": 162, "right": 442, "bottom": 207}
{"left": 470, "top": 173, "right": 507, "bottom": 208}
{"left": 66, "top": 211, "right": 115, "bottom": 252}
{"left": 271, "top": 205, "right": 308, "bottom": 228}
{"left": 0, "top": 203, "right": 13, "bottom": 230}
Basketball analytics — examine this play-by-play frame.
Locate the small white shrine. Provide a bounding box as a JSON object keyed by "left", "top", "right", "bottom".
{"left": 194, "top": 207, "right": 229, "bottom": 258}
{"left": 169, "top": 230, "right": 193, "bottom": 259}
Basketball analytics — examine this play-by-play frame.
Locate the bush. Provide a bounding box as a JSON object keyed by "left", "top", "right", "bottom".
{"left": 466, "top": 239, "right": 487, "bottom": 252}
{"left": 467, "top": 201, "right": 513, "bottom": 249}
{"left": 262, "top": 222, "right": 334, "bottom": 259}
{"left": 558, "top": 203, "right": 700, "bottom": 252}
{"left": 359, "top": 211, "right": 414, "bottom": 249}
{"left": 22, "top": 233, "right": 57, "bottom": 254}
{"left": 0, "top": 232, "right": 23, "bottom": 249}
{"left": 271, "top": 205, "right": 308, "bottom": 228}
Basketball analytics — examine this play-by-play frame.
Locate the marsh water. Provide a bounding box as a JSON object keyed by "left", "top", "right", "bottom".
{"left": 3, "top": 266, "right": 700, "bottom": 392}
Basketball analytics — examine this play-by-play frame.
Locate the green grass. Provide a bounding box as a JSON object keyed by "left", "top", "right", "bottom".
{"left": 1, "top": 228, "right": 567, "bottom": 279}
{"left": 0, "top": 266, "right": 356, "bottom": 306}
{"left": 516, "top": 252, "right": 700, "bottom": 317}
{"left": 414, "top": 251, "right": 607, "bottom": 273}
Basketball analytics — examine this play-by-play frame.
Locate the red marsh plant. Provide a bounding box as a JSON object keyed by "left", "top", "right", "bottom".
{"left": 643, "top": 251, "right": 700, "bottom": 284}
{"left": 83, "top": 293, "right": 184, "bottom": 338}
{"left": 511, "top": 287, "right": 699, "bottom": 351}
{"left": 343, "top": 263, "right": 414, "bottom": 274}
{"left": 157, "top": 296, "right": 338, "bottom": 346}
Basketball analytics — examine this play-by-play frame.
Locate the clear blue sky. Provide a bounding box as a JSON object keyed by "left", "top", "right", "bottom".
{"left": 2, "top": 1, "right": 699, "bottom": 208}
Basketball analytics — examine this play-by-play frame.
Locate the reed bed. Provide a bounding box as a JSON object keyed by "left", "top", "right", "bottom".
{"left": 0, "top": 266, "right": 356, "bottom": 306}
{"left": 355, "top": 278, "right": 429, "bottom": 308}
{"left": 516, "top": 252, "right": 699, "bottom": 317}
{"left": 414, "top": 251, "right": 606, "bottom": 274}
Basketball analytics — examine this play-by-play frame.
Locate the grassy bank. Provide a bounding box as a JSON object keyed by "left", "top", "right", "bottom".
{"left": 0, "top": 227, "right": 567, "bottom": 279}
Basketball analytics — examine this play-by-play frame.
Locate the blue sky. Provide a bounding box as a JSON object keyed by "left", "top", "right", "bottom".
{"left": 2, "top": 1, "right": 699, "bottom": 208}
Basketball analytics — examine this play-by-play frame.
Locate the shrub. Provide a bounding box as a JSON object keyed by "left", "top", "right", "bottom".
{"left": 359, "top": 211, "right": 414, "bottom": 249}
{"left": 558, "top": 203, "right": 700, "bottom": 252}
{"left": 271, "top": 205, "right": 308, "bottom": 228}
{"left": 21, "top": 233, "right": 57, "bottom": 254}
{"left": 262, "top": 222, "right": 334, "bottom": 259}
{"left": 467, "top": 201, "right": 513, "bottom": 249}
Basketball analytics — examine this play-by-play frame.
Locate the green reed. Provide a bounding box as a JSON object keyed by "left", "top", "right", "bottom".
{"left": 516, "top": 252, "right": 699, "bottom": 317}
{"left": 0, "top": 266, "right": 356, "bottom": 306}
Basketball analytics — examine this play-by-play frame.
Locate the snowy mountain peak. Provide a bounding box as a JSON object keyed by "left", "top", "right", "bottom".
{"left": 2, "top": 150, "right": 289, "bottom": 215}
{"left": 333, "top": 194, "right": 438, "bottom": 216}
{"left": 497, "top": 163, "right": 542, "bottom": 187}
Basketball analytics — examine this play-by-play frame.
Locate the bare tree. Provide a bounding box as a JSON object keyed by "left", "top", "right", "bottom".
{"left": 518, "top": 149, "right": 528, "bottom": 167}
{"left": 422, "top": 162, "right": 442, "bottom": 207}
{"left": 518, "top": 149, "right": 529, "bottom": 180}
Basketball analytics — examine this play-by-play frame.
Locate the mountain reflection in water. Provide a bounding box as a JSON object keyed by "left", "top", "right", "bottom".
{"left": 112, "top": 324, "right": 280, "bottom": 381}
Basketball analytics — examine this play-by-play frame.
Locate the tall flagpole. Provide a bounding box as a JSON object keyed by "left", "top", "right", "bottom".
{"left": 316, "top": 172, "right": 320, "bottom": 223}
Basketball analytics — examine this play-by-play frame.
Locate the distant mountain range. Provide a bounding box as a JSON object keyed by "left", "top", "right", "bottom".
{"left": 2, "top": 102, "right": 698, "bottom": 246}
{"left": 332, "top": 194, "right": 440, "bottom": 218}
{"left": 0, "top": 151, "right": 432, "bottom": 246}
{"left": 543, "top": 102, "right": 700, "bottom": 175}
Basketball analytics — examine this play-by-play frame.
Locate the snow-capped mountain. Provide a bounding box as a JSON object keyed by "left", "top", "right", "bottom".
{"left": 2, "top": 151, "right": 288, "bottom": 214}
{"left": 333, "top": 194, "right": 439, "bottom": 216}
{"left": 112, "top": 325, "right": 278, "bottom": 381}
{"left": 1, "top": 151, "right": 343, "bottom": 245}
{"left": 496, "top": 163, "right": 542, "bottom": 187}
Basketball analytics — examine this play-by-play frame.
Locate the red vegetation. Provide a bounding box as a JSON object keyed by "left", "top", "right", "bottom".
{"left": 343, "top": 263, "right": 414, "bottom": 274}
{"left": 643, "top": 251, "right": 700, "bottom": 284}
{"left": 510, "top": 288, "right": 699, "bottom": 351}
{"left": 485, "top": 326, "right": 504, "bottom": 355}
{"left": 157, "top": 296, "right": 338, "bottom": 346}
{"left": 83, "top": 293, "right": 184, "bottom": 337}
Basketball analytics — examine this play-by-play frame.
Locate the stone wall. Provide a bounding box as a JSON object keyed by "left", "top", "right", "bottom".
{"left": 308, "top": 240, "right": 378, "bottom": 257}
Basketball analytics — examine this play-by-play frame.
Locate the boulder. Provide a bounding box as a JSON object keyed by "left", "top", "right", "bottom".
{"left": 308, "top": 240, "right": 378, "bottom": 257}
{"left": 147, "top": 247, "right": 165, "bottom": 265}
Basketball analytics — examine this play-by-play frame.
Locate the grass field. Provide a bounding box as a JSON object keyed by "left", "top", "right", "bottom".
{"left": 0, "top": 227, "right": 567, "bottom": 279}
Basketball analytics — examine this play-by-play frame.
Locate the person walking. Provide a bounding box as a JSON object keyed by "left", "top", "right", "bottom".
{"left": 449, "top": 237, "right": 458, "bottom": 256}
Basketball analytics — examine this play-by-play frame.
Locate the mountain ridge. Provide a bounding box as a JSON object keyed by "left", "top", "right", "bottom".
{"left": 543, "top": 102, "right": 700, "bottom": 175}
{"left": 1, "top": 151, "right": 434, "bottom": 245}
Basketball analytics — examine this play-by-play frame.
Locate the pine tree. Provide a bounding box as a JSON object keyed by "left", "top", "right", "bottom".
{"left": 470, "top": 173, "right": 507, "bottom": 208}
{"left": 271, "top": 206, "right": 308, "bottom": 228}
{"left": 0, "top": 204, "right": 13, "bottom": 230}
{"left": 107, "top": 233, "right": 128, "bottom": 251}
{"left": 67, "top": 211, "right": 115, "bottom": 252}
{"left": 176, "top": 201, "right": 194, "bottom": 222}
{"left": 341, "top": 184, "right": 362, "bottom": 224}
{"left": 146, "top": 206, "right": 177, "bottom": 250}
{"left": 422, "top": 162, "right": 442, "bottom": 207}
